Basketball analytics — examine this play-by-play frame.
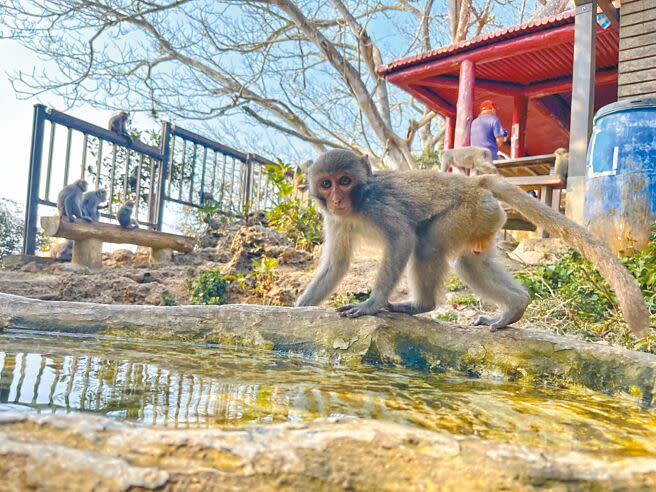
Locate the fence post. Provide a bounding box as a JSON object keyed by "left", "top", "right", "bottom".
{"left": 156, "top": 121, "right": 172, "bottom": 230}
{"left": 22, "top": 104, "right": 47, "bottom": 255}
{"left": 243, "top": 153, "right": 254, "bottom": 214}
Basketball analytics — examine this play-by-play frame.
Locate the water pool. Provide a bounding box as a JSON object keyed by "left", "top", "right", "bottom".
{"left": 2, "top": 330, "right": 656, "bottom": 459}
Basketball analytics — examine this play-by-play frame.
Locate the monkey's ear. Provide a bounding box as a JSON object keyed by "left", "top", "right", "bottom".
{"left": 361, "top": 155, "right": 373, "bottom": 176}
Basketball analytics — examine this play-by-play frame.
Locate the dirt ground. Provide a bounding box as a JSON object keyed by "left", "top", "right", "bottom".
{"left": 0, "top": 223, "right": 566, "bottom": 326}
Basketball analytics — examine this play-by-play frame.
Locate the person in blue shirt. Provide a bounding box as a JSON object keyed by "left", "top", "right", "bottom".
{"left": 470, "top": 100, "right": 507, "bottom": 160}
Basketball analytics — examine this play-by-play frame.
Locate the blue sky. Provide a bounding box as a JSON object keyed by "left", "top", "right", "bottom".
{"left": 0, "top": 1, "right": 543, "bottom": 209}
{"left": 0, "top": 40, "right": 159, "bottom": 207}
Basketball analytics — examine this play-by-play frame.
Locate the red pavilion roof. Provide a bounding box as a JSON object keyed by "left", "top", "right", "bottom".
{"left": 377, "top": 9, "right": 619, "bottom": 155}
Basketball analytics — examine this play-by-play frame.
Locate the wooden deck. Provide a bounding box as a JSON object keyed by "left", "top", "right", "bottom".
{"left": 493, "top": 153, "right": 564, "bottom": 236}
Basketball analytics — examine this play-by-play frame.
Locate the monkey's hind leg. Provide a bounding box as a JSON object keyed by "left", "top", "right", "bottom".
{"left": 454, "top": 250, "right": 529, "bottom": 331}
{"left": 388, "top": 246, "right": 447, "bottom": 315}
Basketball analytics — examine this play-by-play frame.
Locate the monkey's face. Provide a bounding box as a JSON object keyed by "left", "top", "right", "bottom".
{"left": 77, "top": 180, "right": 89, "bottom": 192}
{"left": 316, "top": 173, "right": 356, "bottom": 216}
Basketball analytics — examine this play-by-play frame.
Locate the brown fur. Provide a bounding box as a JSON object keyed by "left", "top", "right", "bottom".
{"left": 296, "top": 149, "right": 649, "bottom": 338}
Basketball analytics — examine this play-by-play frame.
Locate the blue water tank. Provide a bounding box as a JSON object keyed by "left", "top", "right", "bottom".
{"left": 584, "top": 97, "right": 656, "bottom": 256}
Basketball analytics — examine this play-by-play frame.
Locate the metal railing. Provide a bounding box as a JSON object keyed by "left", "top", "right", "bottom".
{"left": 22, "top": 105, "right": 280, "bottom": 255}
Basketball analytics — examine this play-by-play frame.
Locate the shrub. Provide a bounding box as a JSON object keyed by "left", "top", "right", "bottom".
{"left": 190, "top": 268, "right": 229, "bottom": 305}
{"left": 251, "top": 256, "right": 278, "bottom": 296}
{"left": 264, "top": 160, "right": 321, "bottom": 251}
{"left": 0, "top": 198, "right": 24, "bottom": 258}
{"left": 515, "top": 227, "right": 656, "bottom": 351}
{"left": 435, "top": 311, "right": 458, "bottom": 322}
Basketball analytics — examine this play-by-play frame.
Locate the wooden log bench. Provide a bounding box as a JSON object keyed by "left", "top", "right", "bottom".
{"left": 41, "top": 216, "right": 194, "bottom": 269}
{"left": 494, "top": 153, "right": 566, "bottom": 237}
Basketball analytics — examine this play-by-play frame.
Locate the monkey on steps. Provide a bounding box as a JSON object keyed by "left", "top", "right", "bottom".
{"left": 296, "top": 149, "right": 649, "bottom": 338}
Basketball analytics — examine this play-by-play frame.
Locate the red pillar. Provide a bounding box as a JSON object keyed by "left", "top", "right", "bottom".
{"left": 443, "top": 115, "right": 455, "bottom": 150}
{"left": 511, "top": 95, "right": 528, "bottom": 158}
{"left": 454, "top": 59, "right": 475, "bottom": 148}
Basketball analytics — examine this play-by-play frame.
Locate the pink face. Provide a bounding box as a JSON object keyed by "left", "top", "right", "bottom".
{"left": 315, "top": 172, "right": 356, "bottom": 215}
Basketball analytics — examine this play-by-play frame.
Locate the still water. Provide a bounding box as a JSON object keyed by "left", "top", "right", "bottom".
{"left": 2, "top": 331, "right": 656, "bottom": 457}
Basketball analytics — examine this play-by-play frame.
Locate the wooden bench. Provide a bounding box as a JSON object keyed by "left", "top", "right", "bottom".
{"left": 41, "top": 216, "right": 194, "bottom": 269}
{"left": 493, "top": 153, "right": 566, "bottom": 237}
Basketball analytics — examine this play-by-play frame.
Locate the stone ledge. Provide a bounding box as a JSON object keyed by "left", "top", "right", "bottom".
{"left": 1, "top": 412, "right": 656, "bottom": 491}
{"left": 1, "top": 292, "right": 655, "bottom": 401}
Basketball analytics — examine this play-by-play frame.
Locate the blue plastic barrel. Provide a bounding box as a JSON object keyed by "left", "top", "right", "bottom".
{"left": 584, "top": 97, "right": 656, "bottom": 256}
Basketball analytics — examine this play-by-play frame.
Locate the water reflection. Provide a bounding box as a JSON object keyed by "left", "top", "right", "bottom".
{"left": 0, "top": 349, "right": 296, "bottom": 427}
{"left": 2, "top": 331, "right": 656, "bottom": 458}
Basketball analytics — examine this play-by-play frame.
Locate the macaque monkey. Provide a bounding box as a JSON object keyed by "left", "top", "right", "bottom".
{"left": 440, "top": 147, "right": 497, "bottom": 175}
{"left": 554, "top": 148, "right": 569, "bottom": 181}
{"left": 50, "top": 239, "right": 73, "bottom": 262}
{"left": 81, "top": 189, "right": 108, "bottom": 222}
{"left": 108, "top": 111, "right": 132, "bottom": 142}
{"left": 116, "top": 201, "right": 139, "bottom": 228}
{"left": 57, "top": 179, "right": 92, "bottom": 222}
{"left": 296, "top": 149, "right": 649, "bottom": 338}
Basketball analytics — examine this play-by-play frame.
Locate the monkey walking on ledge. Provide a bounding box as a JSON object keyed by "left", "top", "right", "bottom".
{"left": 295, "top": 149, "right": 649, "bottom": 338}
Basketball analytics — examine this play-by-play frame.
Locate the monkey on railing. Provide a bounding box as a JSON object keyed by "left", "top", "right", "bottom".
{"left": 108, "top": 111, "right": 132, "bottom": 143}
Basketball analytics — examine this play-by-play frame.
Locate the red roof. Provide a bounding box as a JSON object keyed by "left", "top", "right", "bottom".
{"left": 377, "top": 9, "right": 619, "bottom": 156}
{"left": 377, "top": 10, "right": 577, "bottom": 75}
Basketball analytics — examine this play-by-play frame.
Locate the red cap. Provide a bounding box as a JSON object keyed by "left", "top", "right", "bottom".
{"left": 480, "top": 100, "right": 495, "bottom": 112}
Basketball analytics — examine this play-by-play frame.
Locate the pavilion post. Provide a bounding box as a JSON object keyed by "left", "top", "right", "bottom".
{"left": 511, "top": 95, "right": 528, "bottom": 158}
{"left": 444, "top": 115, "right": 455, "bottom": 150}
{"left": 565, "top": 0, "right": 597, "bottom": 224}
{"left": 454, "top": 59, "right": 475, "bottom": 149}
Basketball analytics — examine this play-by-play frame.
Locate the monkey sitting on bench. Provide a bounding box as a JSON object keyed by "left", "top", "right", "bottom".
{"left": 57, "top": 179, "right": 93, "bottom": 222}
{"left": 295, "top": 149, "right": 648, "bottom": 338}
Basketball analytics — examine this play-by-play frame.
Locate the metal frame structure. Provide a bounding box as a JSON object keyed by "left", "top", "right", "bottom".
{"left": 22, "top": 105, "right": 277, "bottom": 255}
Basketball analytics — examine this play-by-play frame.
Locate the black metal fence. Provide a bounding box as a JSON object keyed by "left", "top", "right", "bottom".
{"left": 22, "top": 105, "right": 278, "bottom": 255}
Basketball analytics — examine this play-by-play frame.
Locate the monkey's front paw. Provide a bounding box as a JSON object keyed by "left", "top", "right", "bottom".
{"left": 336, "top": 301, "right": 381, "bottom": 318}
{"left": 473, "top": 315, "right": 498, "bottom": 326}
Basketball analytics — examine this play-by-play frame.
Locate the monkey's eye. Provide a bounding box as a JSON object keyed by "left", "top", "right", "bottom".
{"left": 320, "top": 179, "right": 332, "bottom": 189}
{"left": 338, "top": 176, "right": 352, "bottom": 186}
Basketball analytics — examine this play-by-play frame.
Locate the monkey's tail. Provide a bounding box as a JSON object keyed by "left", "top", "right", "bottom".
{"left": 478, "top": 175, "right": 650, "bottom": 338}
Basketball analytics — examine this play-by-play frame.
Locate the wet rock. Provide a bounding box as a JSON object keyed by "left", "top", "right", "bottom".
{"left": 1, "top": 412, "right": 655, "bottom": 491}
{"left": 2, "top": 292, "right": 656, "bottom": 402}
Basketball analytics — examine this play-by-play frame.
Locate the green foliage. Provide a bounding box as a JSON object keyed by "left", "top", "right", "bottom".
{"left": 162, "top": 292, "right": 176, "bottom": 306}
{"left": 190, "top": 268, "right": 229, "bottom": 305}
{"left": 329, "top": 291, "right": 370, "bottom": 308}
{"left": 435, "top": 311, "right": 458, "bottom": 322}
{"left": 515, "top": 251, "right": 611, "bottom": 324}
{"left": 450, "top": 294, "right": 479, "bottom": 308}
{"left": 0, "top": 198, "right": 24, "bottom": 258}
{"left": 225, "top": 273, "right": 249, "bottom": 290}
{"left": 447, "top": 275, "right": 464, "bottom": 292}
{"left": 265, "top": 160, "right": 322, "bottom": 251}
{"left": 264, "top": 159, "right": 296, "bottom": 199}
{"left": 414, "top": 148, "right": 441, "bottom": 170}
{"left": 515, "top": 230, "right": 656, "bottom": 351}
{"left": 251, "top": 256, "right": 278, "bottom": 296}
